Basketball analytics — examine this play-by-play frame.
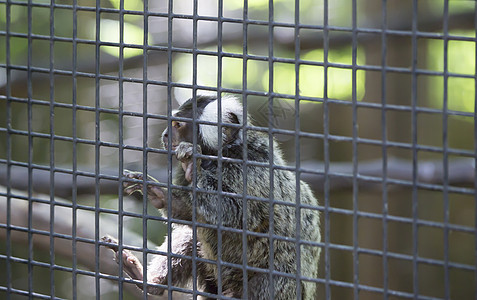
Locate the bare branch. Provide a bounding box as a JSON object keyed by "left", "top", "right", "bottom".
{"left": 0, "top": 157, "right": 474, "bottom": 198}
{"left": 300, "top": 157, "right": 475, "bottom": 193}
{"left": 0, "top": 186, "right": 191, "bottom": 299}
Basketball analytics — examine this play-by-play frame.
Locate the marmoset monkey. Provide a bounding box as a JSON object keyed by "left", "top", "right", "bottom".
{"left": 102, "top": 95, "right": 321, "bottom": 299}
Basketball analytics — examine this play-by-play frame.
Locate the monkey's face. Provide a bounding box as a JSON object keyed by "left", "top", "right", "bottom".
{"left": 161, "top": 96, "right": 244, "bottom": 155}
{"left": 161, "top": 120, "right": 194, "bottom": 151}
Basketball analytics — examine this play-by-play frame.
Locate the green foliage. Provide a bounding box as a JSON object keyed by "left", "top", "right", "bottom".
{"left": 108, "top": 0, "right": 144, "bottom": 11}
{"left": 173, "top": 45, "right": 366, "bottom": 102}
{"left": 427, "top": 30, "right": 475, "bottom": 113}
{"left": 100, "top": 18, "right": 149, "bottom": 59}
{"left": 0, "top": 0, "right": 147, "bottom": 67}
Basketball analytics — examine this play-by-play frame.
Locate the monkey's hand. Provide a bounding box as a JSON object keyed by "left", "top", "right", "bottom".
{"left": 175, "top": 142, "right": 202, "bottom": 182}
{"left": 101, "top": 235, "right": 144, "bottom": 282}
{"left": 123, "top": 170, "right": 166, "bottom": 209}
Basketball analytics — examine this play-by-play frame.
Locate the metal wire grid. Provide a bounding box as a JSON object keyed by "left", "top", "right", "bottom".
{"left": 0, "top": 0, "right": 475, "bottom": 299}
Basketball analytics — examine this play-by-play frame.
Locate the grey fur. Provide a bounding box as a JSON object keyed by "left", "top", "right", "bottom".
{"left": 103, "top": 96, "right": 321, "bottom": 299}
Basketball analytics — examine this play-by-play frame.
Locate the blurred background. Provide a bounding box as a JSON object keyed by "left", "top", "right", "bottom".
{"left": 0, "top": 0, "right": 476, "bottom": 299}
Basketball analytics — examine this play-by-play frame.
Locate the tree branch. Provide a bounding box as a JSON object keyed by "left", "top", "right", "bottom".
{"left": 300, "top": 157, "right": 475, "bottom": 193}
{"left": 0, "top": 157, "right": 474, "bottom": 198}
{"left": 0, "top": 186, "right": 191, "bottom": 299}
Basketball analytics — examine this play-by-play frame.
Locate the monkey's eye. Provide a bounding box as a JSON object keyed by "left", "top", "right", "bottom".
{"left": 172, "top": 121, "right": 184, "bottom": 129}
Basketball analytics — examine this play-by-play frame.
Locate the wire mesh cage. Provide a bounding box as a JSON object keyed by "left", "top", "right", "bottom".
{"left": 0, "top": 0, "right": 476, "bottom": 299}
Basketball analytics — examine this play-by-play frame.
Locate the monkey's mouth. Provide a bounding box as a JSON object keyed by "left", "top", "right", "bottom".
{"left": 164, "top": 144, "right": 178, "bottom": 151}
{"left": 162, "top": 138, "right": 177, "bottom": 150}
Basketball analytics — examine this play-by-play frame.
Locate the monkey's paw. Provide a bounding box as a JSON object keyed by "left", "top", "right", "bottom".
{"left": 175, "top": 142, "right": 201, "bottom": 182}
{"left": 101, "top": 235, "right": 144, "bottom": 282}
{"left": 123, "top": 170, "right": 166, "bottom": 209}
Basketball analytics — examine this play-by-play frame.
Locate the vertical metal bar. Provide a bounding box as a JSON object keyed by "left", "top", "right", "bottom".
{"left": 474, "top": 1, "right": 477, "bottom": 298}
{"left": 191, "top": 0, "right": 199, "bottom": 297}
{"left": 381, "top": 0, "right": 389, "bottom": 299}
{"left": 267, "top": 0, "right": 275, "bottom": 298}
{"left": 117, "top": 0, "right": 125, "bottom": 298}
{"left": 216, "top": 0, "right": 224, "bottom": 297}
{"left": 71, "top": 0, "right": 79, "bottom": 298}
{"left": 26, "top": 0, "right": 34, "bottom": 297}
{"left": 322, "top": 0, "right": 331, "bottom": 299}
{"left": 241, "top": 1, "right": 249, "bottom": 298}
{"left": 48, "top": 0, "right": 56, "bottom": 298}
{"left": 442, "top": 1, "right": 450, "bottom": 298}
{"left": 166, "top": 0, "right": 174, "bottom": 298}
{"left": 94, "top": 0, "right": 101, "bottom": 299}
{"left": 474, "top": 2, "right": 477, "bottom": 299}
{"left": 4, "top": 0, "right": 12, "bottom": 298}
{"left": 411, "top": 0, "right": 419, "bottom": 298}
{"left": 351, "top": 0, "right": 359, "bottom": 298}
{"left": 294, "top": 0, "right": 302, "bottom": 298}
{"left": 141, "top": 0, "right": 149, "bottom": 297}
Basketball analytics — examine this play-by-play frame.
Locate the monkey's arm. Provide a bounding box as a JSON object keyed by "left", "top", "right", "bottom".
{"left": 122, "top": 142, "right": 202, "bottom": 220}
{"left": 101, "top": 226, "right": 195, "bottom": 295}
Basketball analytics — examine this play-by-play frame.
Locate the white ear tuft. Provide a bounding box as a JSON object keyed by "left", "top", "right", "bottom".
{"left": 199, "top": 96, "right": 243, "bottom": 150}
{"left": 199, "top": 100, "right": 220, "bottom": 149}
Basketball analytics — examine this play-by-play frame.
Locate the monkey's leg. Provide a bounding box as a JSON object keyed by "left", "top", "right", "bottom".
{"left": 101, "top": 236, "right": 144, "bottom": 283}
{"left": 102, "top": 227, "right": 198, "bottom": 296}
{"left": 147, "top": 225, "right": 196, "bottom": 294}
{"left": 248, "top": 273, "right": 298, "bottom": 300}
{"left": 123, "top": 170, "right": 166, "bottom": 209}
{"left": 102, "top": 235, "right": 171, "bottom": 295}
{"left": 247, "top": 273, "right": 271, "bottom": 300}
